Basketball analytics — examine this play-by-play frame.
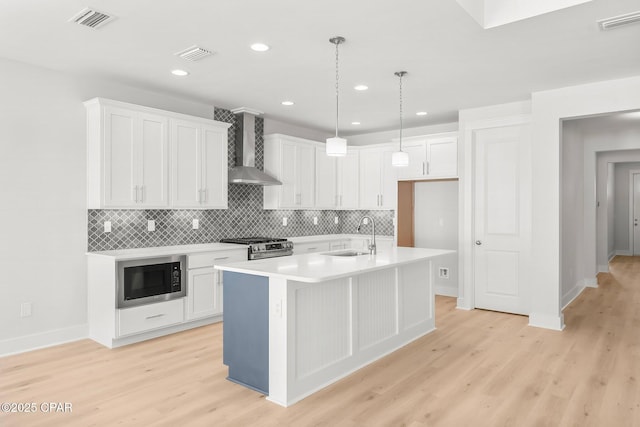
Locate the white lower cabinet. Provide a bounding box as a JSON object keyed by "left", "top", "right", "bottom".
{"left": 186, "top": 249, "right": 247, "bottom": 320}
{"left": 293, "top": 241, "right": 332, "bottom": 255}
{"left": 117, "top": 299, "right": 184, "bottom": 337}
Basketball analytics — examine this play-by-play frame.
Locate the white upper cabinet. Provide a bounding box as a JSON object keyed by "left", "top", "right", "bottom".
{"left": 337, "top": 149, "right": 359, "bottom": 209}
{"left": 396, "top": 133, "right": 458, "bottom": 180}
{"left": 171, "top": 119, "right": 228, "bottom": 209}
{"left": 87, "top": 101, "right": 170, "bottom": 208}
{"left": 264, "top": 134, "right": 316, "bottom": 209}
{"left": 85, "top": 98, "right": 229, "bottom": 209}
{"left": 359, "top": 146, "right": 397, "bottom": 210}
{"left": 315, "top": 146, "right": 338, "bottom": 209}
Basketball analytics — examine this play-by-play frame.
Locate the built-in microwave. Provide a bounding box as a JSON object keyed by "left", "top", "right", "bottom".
{"left": 117, "top": 255, "right": 186, "bottom": 308}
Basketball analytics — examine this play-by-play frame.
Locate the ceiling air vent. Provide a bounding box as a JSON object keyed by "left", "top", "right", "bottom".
{"left": 175, "top": 46, "right": 213, "bottom": 62}
{"left": 69, "top": 7, "right": 115, "bottom": 29}
{"left": 597, "top": 11, "right": 640, "bottom": 31}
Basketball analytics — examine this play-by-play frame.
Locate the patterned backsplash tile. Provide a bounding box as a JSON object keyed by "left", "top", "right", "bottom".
{"left": 87, "top": 108, "right": 394, "bottom": 251}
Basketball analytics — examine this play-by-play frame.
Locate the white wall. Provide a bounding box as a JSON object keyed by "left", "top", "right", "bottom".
{"left": 0, "top": 58, "right": 220, "bottom": 355}
{"left": 414, "top": 180, "right": 458, "bottom": 297}
{"left": 560, "top": 120, "right": 585, "bottom": 308}
{"left": 531, "top": 75, "right": 640, "bottom": 331}
{"left": 614, "top": 161, "right": 640, "bottom": 254}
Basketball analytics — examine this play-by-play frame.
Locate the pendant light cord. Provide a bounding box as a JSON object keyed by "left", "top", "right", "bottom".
{"left": 399, "top": 73, "right": 403, "bottom": 151}
{"left": 334, "top": 40, "right": 340, "bottom": 138}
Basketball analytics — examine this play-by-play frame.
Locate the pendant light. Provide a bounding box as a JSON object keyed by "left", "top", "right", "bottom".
{"left": 392, "top": 71, "right": 409, "bottom": 167}
{"left": 326, "top": 36, "right": 347, "bottom": 156}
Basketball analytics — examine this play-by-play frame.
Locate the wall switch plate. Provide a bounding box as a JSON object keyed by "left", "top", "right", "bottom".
{"left": 104, "top": 221, "right": 111, "bottom": 233}
{"left": 192, "top": 219, "right": 199, "bottom": 229}
{"left": 334, "top": 216, "right": 339, "bottom": 224}
{"left": 282, "top": 217, "right": 288, "bottom": 226}
{"left": 313, "top": 216, "right": 318, "bottom": 225}
{"left": 147, "top": 220, "right": 155, "bottom": 232}
{"left": 439, "top": 268, "right": 450, "bottom": 279}
{"left": 20, "top": 302, "right": 32, "bottom": 317}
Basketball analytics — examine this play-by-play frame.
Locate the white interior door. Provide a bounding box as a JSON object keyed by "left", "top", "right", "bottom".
{"left": 473, "top": 124, "right": 531, "bottom": 315}
{"left": 633, "top": 173, "right": 640, "bottom": 255}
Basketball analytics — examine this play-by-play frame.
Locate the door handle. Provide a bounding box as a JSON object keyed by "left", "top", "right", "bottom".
{"left": 475, "top": 240, "right": 482, "bottom": 245}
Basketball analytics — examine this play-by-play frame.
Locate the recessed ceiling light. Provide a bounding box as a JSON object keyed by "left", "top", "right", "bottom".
{"left": 352, "top": 121, "right": 361, "bottom": 125}
{"left": 416, "top": 111, "right": 428, "bottom": 116}
{"left": 281, "top": 101, "right": 294, "bottom": 106}
{"left": 171, "top": 69, "right": 189, "bottom": 77}
{"left": 251, "top": 43, "right": 270, "bottom": 52}
{"left": 354, "top": 85, "right": 368, "bottom": 91}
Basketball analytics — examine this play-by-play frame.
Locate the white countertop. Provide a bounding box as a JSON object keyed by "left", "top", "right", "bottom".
{"left": 87, "top": 243, "right": 247, "bottom": 260}
{"left": 215, "top": 247, "right": 454, "bottom": 283}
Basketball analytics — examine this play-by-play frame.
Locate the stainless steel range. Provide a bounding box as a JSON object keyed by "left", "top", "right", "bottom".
{"left": 220, "top": 237, "right": 294, "bottom": 260}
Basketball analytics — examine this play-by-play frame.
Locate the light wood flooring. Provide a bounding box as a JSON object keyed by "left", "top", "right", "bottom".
{"left": 2, "top": 256, "right": 640, "bottom": 426}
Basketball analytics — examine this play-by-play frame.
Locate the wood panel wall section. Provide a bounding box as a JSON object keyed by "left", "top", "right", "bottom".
{"left": 397, "top": 181, "right": 414, "bottom": 247}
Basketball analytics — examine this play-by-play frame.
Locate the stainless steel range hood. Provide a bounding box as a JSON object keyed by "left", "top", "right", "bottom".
{"left": 228, "top": 109, "right": 281, "bottom": 186}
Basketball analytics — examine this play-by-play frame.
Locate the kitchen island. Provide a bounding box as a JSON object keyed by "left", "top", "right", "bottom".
{"left": 215, "top": 246, "right": 453, "bottom": 407}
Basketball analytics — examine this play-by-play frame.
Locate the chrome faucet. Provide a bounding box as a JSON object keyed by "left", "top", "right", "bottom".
{"left": 356, "top": 216, "right": 376, "bottom": 255}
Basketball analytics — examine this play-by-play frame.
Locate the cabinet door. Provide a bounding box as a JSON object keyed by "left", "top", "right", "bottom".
{"left": 138, "top": 113, "right": 169, "bottom": 207}
{"left": 171, "top": 119, "right": 202, "bottom": 207}
{"left": 426, "top": 136, "right": 457, "bottom": 177}
{"left": 279, "top": 140, "right": 298, "bottom": 208}
{"left": 186, "top": 267, "right": 219, "bottom": 320}
{"left": 337, "top": 150, "right": 359, "bottom": 209}
{"left": 359, "top": 149, "right": 382, "bottom": 209}
{"left": 104, "top": 106, "right": 137, "bottom": 207}
{"left": 201, "top": 125, "right": 228, "bottom": 209}
{"left": 297, "top": 143, "right": 316, "bottom": 208}
{"left": 396, "top": 142, "right": 427, "bottom": 180}
{"left": 380, "top": 149, "right": 398, "bottom": 209}
{"left": 315, "top": 147, "right": 337, "bottom": 209}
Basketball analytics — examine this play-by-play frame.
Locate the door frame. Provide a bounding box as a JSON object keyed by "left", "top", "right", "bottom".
{"left": 459, "top": 114, "right": 531, "bottom": 312}
{"left": 629, "top": 169, "right": 640, "bottom": 255}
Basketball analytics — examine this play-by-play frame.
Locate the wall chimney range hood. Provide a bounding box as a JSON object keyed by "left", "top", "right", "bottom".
{"left": 228, "top": 108, "right": 281, "bottom": 186}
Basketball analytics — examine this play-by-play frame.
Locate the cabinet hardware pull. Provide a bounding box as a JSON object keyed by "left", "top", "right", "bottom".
{"left": 427, "top": 161, "right": 430, "bottom": 175}
{"left": 340, "top": 195, "right": 343, "bottom": 206}
{"left": 203, "top": 188, "right": 207, "bottom": 203}
{"left": 146, "top": 314, "right": 165, "bottom": 320}
{"left": 423, "top": 162, "right": 425, "bottom": 175}
{"left": 140, "top": 185, "right": 144, "bottom": 203}
{"left": 308, "top": 247, "right": 317, "bottom": 251}
{"left": 380, "top": 195, "right": 384, "bottom": 206}
{"left": 213, "top": 257, "right": 229, "bottom": 261}
{"left": 475, "top": 240, "right": 482, "bottom": 246}
{"left": 134, "top": 186, "right": 139, "bottom": 203}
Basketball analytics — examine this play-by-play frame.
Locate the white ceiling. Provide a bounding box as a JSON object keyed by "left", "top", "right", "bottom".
{"left": 1, "top": 0, "right": 639, "bottom": 135}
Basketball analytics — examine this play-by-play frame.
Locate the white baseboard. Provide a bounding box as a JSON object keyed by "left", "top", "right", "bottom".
{"left": 0, "top": 324, "right": 89, "bottom": 357}
{"left": 528, "top": 312, "right": 565, "bottom": 331}
{"left": 615, "top": 250, "right": 632, "bottom": 256}
{"left": 598, "top": 264, "right": 609, "bottom": 273}
{"left": 435, "top": 285, "right": 458, "bottom": 298}
{"left": 456, "top": 297, "right": 472, "bottom": 310}
{"left": 584, "top": 277, "right": 597, "bottom": 288}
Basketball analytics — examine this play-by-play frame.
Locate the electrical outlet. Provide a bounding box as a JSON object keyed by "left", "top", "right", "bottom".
{"left": 363, "top": 218, "right": 369, "bottom": 225}
{"left": 334, "top": 216, "right": 339, "bottom": 224}
{"left": 439, "top": 268, "right": 450, "bottom": 279}
{"left": 313, "top": 216, "right": 318, "bottom": 225}
{"left": 192, "top": 219, "right": 199, "bottom": 229}
{"left": 104, "top": 221, "right": 111, "bottom": 233}
{"left": 147, "top": 220, "right": 155, "bottom": 231}
{"left": 21, "top": 302, "right": 32, "bottom": 317}
{"left": 282, "top": 217, "right": 288, "bottom": 226}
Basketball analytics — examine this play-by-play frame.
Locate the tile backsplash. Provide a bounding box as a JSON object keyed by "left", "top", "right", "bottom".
{"left": 87, "top": 108, "right": 393, "bottom": 252}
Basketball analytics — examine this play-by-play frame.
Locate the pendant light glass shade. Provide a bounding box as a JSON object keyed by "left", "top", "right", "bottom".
{"left": 391, "top": 150, "right": 409, "bottom": 167}
{"left": 327, "top": 36, "right": 347, "bottom": 157}
{"left": 326, "top": 136, "right": 347, "bottom": 156}
{"left": 392, "top": 71, "right": 409, "bottom": 167}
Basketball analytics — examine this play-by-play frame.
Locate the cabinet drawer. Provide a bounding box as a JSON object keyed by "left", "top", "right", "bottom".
{"left": 188, "top": 250, "right": 247, "bottom": 269}
{"left": 118, "top": 299, "right": 184, "bottom": 337}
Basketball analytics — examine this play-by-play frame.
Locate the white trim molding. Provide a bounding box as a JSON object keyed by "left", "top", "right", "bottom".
{"left": 529, "top": 312, "right": 565, "bottom": 331}
{"left": 0, "top": 324, "right": 88, "bottom": 357}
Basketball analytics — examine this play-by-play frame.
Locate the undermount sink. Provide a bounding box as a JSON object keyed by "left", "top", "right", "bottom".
{"left": 322, "top": 250, "right": 370, "bottom": 257}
